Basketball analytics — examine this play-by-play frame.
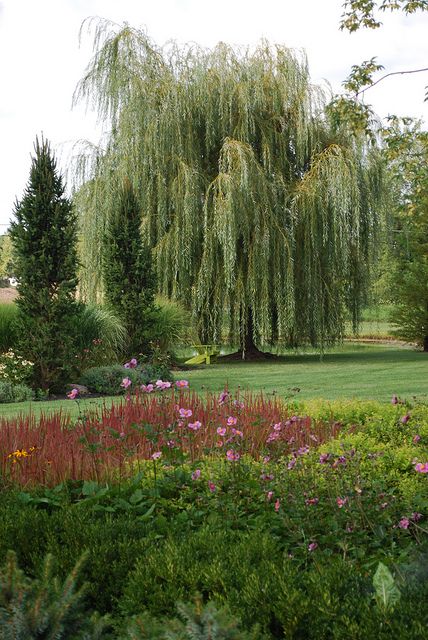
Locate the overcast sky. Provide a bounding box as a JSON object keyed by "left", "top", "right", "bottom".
{"left": 1, "top": 0, "right": 427, "bottom": 229}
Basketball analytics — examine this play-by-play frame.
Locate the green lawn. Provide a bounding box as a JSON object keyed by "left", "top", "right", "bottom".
{"left": 185, "top": 343, "right": 427, "bottom": 403}
{"left": 0, "top": 344, "right": 426, "bottom": 419}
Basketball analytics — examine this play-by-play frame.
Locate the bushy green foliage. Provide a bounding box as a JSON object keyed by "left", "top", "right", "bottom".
{"left": 0, "top": 550, "right": 108, "bottom": 639}
{"left": 71, "top": 303, "right": 127, "bottom": 372}
{"left": 9, "top": 138, "right": 79, "bottom": 391}
{"left": 151, "top": 296, "right": 197, "bottom": 356}
{"left": 79, "top": 363, "right": 172, "bottom": 395}
{"left": 0, "top": 380, "right": 34, "bottom": 403}
{"left": 102, "top": 181, "right": 156, "bottom": 357}
{"left": 0, "top": 303, "right": 19, "bottom": 352}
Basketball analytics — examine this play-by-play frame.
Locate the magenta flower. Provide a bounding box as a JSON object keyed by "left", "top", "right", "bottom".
{"left": 178, "top": 408, "right": 193, "bottom": 418}
{"left": 215, "top": 440, "right": 224, "bottom": 448}
{"left": 227, "top": 416, "right": 237, "bottom": 426}
{"left": 273, "top": 422, "right": 282, "bottom": 431}
{"left": 226, "top": 449, "right": 240, "bottom": 462}
{"left": 411, "top": 512, "right": 422, "bottom": 521}
{"left": 319, "top": 453, "right": 330, "bottom": 464}
{"left": 233, "top": 400, "right": 245, "bottom": 409}
{"left": 274, "top": 498, "right": 280, "bottom": 512}
{"left": 414, "top": 462, "right": 428, "bottom": 473}
{"left": 141, "top": 383, "right": 154, "bottom": 393}
{"left": 120, "top": 377, "right": 132, "bottom": 390}
{"left": 398, "top": 518, "right": 410, "bottom": 529}
{"left": 218, "top": 390, "right": 230, "bottom": 405}
{"left": 151, "top": 451, "right": 162, "bottom": 460}
{"left": 401, "top": 414, "right": 411, "bottom": 424}
{"left": 308, "top": 542, "right": 318, "bottom": 552}
{"left": 266, "top": 432, "right": 280, "bottom": 443}
{"left": 208, "top": 481, "right": 216, "bottom": 492}
{"left": 191, "top": 469, "right": 201, "bottom": 480}
{"left": 263, "top": 456, "right": 271, "bottom": 464}
{"left": 336, "top": 497, "right": 348, "bottom": 508}
{"left": 156, "top": 379, "right": 172, "bottom": 390}
{"left": 391, "top": 394, "right": 398, "bottom": 405}
{"left": 67, "top": 388, "right": 79, "bottom": 400}
{"left": 175, "top": 379, "right": 189, "bottom": 388}
{"left": 413, "top": 434, "right": 421, "bottom": 444}
{"left": 231, "top": 428, "right": 243, "bottom": 437}
{"left": 217, "top": 427, "right": 227, "bottom": 436}
{"left": 297, "top": 446, "right": 309, "bottom": 456}
{"left": 188, "top": 421, "right": 202, "bottom": 431}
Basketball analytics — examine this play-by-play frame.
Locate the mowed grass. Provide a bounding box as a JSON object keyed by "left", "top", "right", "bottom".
{"left": 0, "top": 344, "right": 426, "bottom": 419}
{"left": 185, "top": 344, "right": 427, "bottom": 403}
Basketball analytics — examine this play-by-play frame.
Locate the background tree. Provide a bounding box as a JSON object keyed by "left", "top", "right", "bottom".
{"left": 73, "top": 19, "right": 383, "bottom": 357}
{"left": 381, "top": 118, "right": 428, "bottom": 350}
{"left": 10, "top": 137, "right": 79, "bottom": 391}
{"left": 0, "top": 234, "right": 16, "bottom": 280}
{"left": 102, "top": 179, "right": 156, "bottom": 357}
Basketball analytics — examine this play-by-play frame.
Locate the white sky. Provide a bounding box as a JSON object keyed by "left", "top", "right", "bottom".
{"left": 1, "top": 0, "right": 427, "bottom": 229}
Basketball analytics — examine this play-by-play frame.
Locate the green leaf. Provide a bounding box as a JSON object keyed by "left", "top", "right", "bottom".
{"left": 373, "top": 562, "right": 401, "bottom": 611}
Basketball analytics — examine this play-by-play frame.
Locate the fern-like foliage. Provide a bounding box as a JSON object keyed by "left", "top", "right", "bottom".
{"left": 0, "top": 551, "right": 109, "bottom": 639}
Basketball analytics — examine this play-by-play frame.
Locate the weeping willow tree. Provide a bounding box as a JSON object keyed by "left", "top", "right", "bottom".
{"left": 72, "top": 18, "right": 382, "bottom": 357}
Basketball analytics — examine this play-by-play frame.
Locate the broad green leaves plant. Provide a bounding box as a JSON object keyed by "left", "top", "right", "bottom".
{"left": 373, "top": 562, "right": 401, "bottom": 612}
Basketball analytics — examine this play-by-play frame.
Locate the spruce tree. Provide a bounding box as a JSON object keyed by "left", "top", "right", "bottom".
{"left": 102, "top": 179, "right": 156, "bottom": 357}
{"left": 10, "top": 137, "right": 79, "bottom": 391}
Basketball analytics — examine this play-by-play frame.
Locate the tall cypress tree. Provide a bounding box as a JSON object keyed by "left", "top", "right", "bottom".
{"left": 102, "top": 179, "right": 156, "bottom": 357}
{"left": 10, "top": 137, "right": 79, "bottom": 391}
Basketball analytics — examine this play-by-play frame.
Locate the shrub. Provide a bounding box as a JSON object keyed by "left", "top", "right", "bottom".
{"left": 0, "top": 303, "right": 19, "bottom": 352}
{"left": 79, "top": 363, "right": 172, "bottom": 396}
{"left": 71, "top": 303, "right": 127, "bottom": 372}
{"left": 0, "top": 380, "right": 34, "bottom": 403}
{"left": 151, "top": 296, "right": 197, "bottom": 356}
{"left": 0, "top": 550, "right": 109, "bottom": 638}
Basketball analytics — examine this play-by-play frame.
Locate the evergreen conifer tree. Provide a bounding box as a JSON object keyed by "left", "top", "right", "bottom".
{"left": 102, "top": 179, "right": 156, "bottom": 357}
{"left": 10, "top": 137, "right": 79, "bottom": 391}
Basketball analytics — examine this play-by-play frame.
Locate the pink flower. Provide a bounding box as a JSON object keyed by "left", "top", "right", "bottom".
{"left": 274, "top": 498, "right": 280, "bottom": 512}
{"left": 215, "top": 440, "right": 224, "bottom": 448}
{"left": 151, "top": 451, "right": 162, "bottom": 460}
{"left": 227, "top": 416, "right": 237, "bottom": 426}
{"left": 267, "top": 491, "right": 274, "bottom": 501}
{"left": 156, "top": 379, "right": 171, "bottom": 390}
{"left": 267, "top": 432, "right": 280, "bottom": 443}
{"left": 401, "top": 414, "right": 411, "bottom": 424}
{"left": 129, "top": 358, "right": 138, "bottom": 368}
{"left": 208, "top": 481, "right": 216, "bottom": 492}
{"left": 273, "top": 422, "right": 282, "bottom": 431}
{"left": 141, "top": 383, "right": 154, "bottom": 393}
{"left": 415, "top": 462, "right": 428, "bottom": 473}
{"left": 119, "top": 431, "right": 125, "bottom": 438}
{"left": 67, "top": 388, "right": 79, "bottom": 400}
{"left": 308, "top": 542, "right": 318, "bottom": 552}
{"left": 297, "top": 446, "right": 309, "bottom": 456}
{"left": 188, "top": 421, "right": 202, "bottom": 431}
{"left": 398, "top": 518, "right": 410, "bottom": 529}
{"left": 233, "top": 400, "right": 245, "bottom": 409}
{"left": 217, "top": 427, "right": 227, "bottom": 436}
{"left": 178, "top": 408, "right": 193, "bottom": 418}
{"left": 226, "top": 449, "right": 240, "bottom": 462}
{"left": 176, "top": 379, "right": 189, "bottom": 388}
{"left": 191, "top": 469, "right": 201, "bottom": 480}
{"left": 287, "top": 457, "right": 297, "bottom": 470}
{"left": 413, "top": 434, "right": 421, "bottom": 444}
{"left": 121, "top": 377, "right": 132, "bottom": 390}
{"left": 411, "top": 512, "right": 422, "bottom": 521}
{"left": 319, "top": 453, "right": 330, "bottom": 464}
{"left": 336, "top": 497, "right": 348, "bottom": 508}
{"left": 218, "top": 390, "right": 230, "bottom": 405}
{"left": 263, "top": 456, "right": 270, "bottom": 464}
{"left": 391, "top": 394, "right": 398, "bottom": 405}
{"left": 231, "top": 428, "right": 243, "bottom": 437}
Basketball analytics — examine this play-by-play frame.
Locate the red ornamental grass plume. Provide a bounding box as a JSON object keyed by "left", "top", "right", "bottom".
{"left": 1, "top": 390, "right": 345, "bottom": 486}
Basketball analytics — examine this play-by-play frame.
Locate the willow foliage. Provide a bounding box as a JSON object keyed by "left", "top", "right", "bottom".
{"left": 73, "top": 18, "right": 382, "bottom": 351}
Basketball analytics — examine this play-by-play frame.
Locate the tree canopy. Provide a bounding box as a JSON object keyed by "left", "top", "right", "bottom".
{"left": 73, "top": 19, "right": 383, "bottom": 354}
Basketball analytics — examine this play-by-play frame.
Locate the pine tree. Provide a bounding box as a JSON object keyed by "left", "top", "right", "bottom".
{"left": 102, "top": 179, "right": 156, "bottom": 357}
{"left": 10, "top": 137, "right": 79, "bottom": 391}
